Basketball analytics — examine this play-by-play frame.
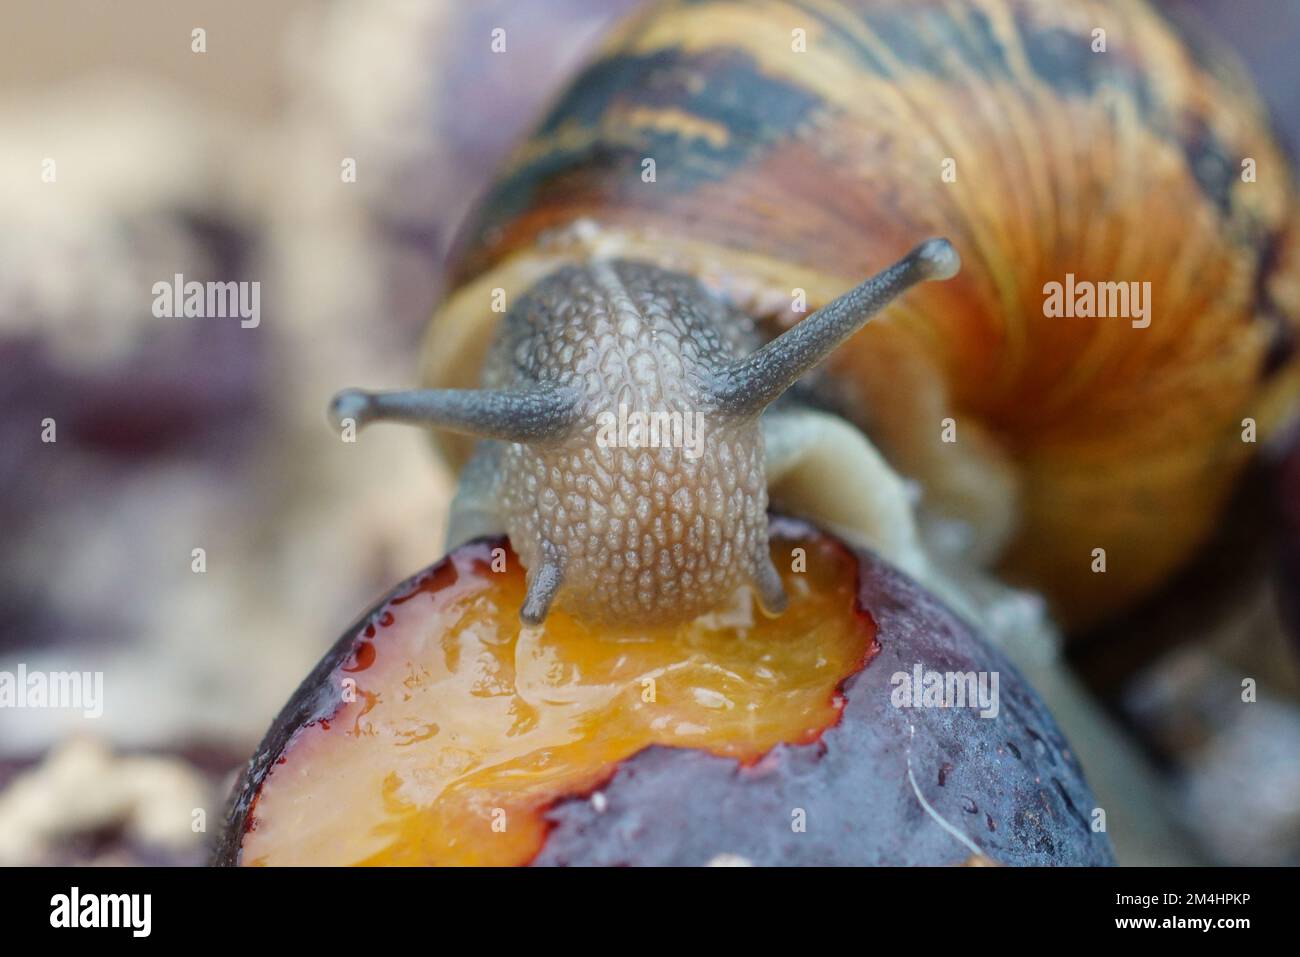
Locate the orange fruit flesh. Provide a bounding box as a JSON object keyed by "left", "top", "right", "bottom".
{"left": 239, "top": 528, "right": 876, "bottom": 866}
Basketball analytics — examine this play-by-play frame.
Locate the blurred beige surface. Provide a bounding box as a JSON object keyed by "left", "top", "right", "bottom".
{"left": 0, "top": 0, "right": 305, "bottom": 116}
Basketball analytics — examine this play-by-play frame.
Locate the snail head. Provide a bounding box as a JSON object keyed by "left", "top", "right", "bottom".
{"left": 330, "top": 238, "right": 959, "bottom": 626}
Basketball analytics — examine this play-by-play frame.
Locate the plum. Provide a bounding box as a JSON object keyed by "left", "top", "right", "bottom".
{"left": 214, "top": 517, "right": 1113, "bottom": 866}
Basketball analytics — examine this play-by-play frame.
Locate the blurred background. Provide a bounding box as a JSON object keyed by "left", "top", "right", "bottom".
{"left": 0, "top": 0, "right": 1297, "bottom": 866}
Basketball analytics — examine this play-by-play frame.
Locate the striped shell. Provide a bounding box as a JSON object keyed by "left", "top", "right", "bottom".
{"left": 421, "top": 0, "right": 1300, "bottom": 629}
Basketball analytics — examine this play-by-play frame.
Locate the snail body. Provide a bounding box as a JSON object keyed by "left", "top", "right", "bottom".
{"left": 335, "top": 241, "right": 959, "bottom": 624}
{"left": 342, "top": 0, "right": 1300, "bottom": 629}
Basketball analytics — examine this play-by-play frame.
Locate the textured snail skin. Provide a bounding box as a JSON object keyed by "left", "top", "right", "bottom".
{"left": 483, "top": 260, "right": 775, "bottom": 624}
{"left": 424, "top": 0, "right": 1300, "bottom": 630}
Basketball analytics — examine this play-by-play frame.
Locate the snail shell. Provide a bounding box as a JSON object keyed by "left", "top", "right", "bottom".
{"left": 418, "top": 0, "right": 1300, "bottom": 628}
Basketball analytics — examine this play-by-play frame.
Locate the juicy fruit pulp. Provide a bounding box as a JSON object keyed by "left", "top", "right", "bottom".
{"left": 238, "top": 527, "right": 877, "bottom": 866}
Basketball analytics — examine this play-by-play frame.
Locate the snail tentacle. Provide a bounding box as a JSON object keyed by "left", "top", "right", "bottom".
{"left": 329, "top": 385, "right": 581, "bottom": 444}
{"left": 708, "top": 238, "right": 960, "bottom": 418}
{"left": 520, "top": 547, "right": 565, "bottom": 625}
{"left": 752, "top": 549, "right": 789, "bottom": 616}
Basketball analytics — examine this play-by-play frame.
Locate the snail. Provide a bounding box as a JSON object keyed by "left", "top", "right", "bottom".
{"left": 329, "top": 0, "right": 1299, "bottom": 633}
{"left": 332, "top": 238, "right": 959, "bottom": 624}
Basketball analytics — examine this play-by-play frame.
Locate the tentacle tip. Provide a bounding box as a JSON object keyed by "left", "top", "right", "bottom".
{"left": 753, "top": 561, "right": 789, "bottom": 618}
{"left": 519, "top": 602, "right": 549, "bottom": 627}
{"left": 912, "top": 237, "right": 961, "bottom": 282}
{"left": 329, "top": 389, "right": 372, "bottom": 430}
{"left": 759, "top": 587, "right": 789, "bottom": 618}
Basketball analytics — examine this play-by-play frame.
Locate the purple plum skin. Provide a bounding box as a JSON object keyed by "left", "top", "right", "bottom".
{"left": 216, "top": 518, "right": 1115, "bottom": 867}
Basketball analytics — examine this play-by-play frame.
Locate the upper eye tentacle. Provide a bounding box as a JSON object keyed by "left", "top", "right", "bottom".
{"left": 328, "top": 384, "right": 582, "bottom": 445}
{"left": 707, "top": 238, "right": 960, "bottom": 419}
